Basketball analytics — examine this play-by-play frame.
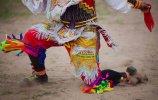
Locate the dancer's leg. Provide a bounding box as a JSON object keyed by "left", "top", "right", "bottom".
{"left": 65, "top": 25, "right": 100, "bottom": 85}
{"left": 23, "top": 29, "right": 62, "bottom": 84}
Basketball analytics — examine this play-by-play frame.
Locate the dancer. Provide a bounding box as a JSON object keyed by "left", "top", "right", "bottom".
{"left": 0, "top": 0, "right": 150, "bottom": 89}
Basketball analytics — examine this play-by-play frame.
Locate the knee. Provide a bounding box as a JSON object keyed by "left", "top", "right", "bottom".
{"left": 23, "top": 29, "right": 39, "bottom": 48}
{"left": 24, "top": 29, "right": 37, "bottom": 40}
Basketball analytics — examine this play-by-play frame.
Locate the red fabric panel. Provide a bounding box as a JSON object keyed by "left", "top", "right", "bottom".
{"left": 23, "top": 29, "right": 62, "bottom": 49}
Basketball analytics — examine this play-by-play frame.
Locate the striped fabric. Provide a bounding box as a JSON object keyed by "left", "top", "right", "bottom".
{"left": 128, "top": 0, "right": 142, "bottom": 9}
{"left": 34, "top": 70, "right": 46, "bottom": 76}
{"left": 60, "top": 0, "right": 96, "bottom": 28}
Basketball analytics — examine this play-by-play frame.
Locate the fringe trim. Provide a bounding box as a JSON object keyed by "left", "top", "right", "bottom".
{"left": 73, "top": 65, "right": 98, "bottom": 85}
{"left": 30, "top": 21, "right": 96, "bottom": 44}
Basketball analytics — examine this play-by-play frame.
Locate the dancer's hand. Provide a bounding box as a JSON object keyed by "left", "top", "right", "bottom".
{"left": 139, "top": 2, "right": 151, "bottom": 13}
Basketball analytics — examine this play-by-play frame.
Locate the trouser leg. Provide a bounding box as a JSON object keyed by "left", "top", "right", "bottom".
{"left": 65, "top": 26, "right": 100, "bottom": 85}
{"left": 23, "top": 29, "right": 62, "bottom": 78}
{"left": 29, "top": 54, "right": 46, "bottom": 75}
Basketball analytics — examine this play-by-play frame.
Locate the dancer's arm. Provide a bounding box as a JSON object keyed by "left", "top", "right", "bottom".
{"left": 104, "top": 0, "right": 150, "bottom": 13}
{"left": 22, "top": 0, "right": 83, "bottom": 19}
{"left": 22, "top": 0, "right": 47, "bottom": 14}
{"left": 128, "top": 0, "right": 150, "bottom": 12}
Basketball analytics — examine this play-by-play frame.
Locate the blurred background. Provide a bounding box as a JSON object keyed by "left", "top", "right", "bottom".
{"left": 0, "top": 0, "right": 29, "bottom": 21}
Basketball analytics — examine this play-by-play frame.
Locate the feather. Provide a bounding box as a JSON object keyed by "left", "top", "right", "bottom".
{"left": 12, "top": 34, "right": 16, "bottom": 39}
{"left": 20, "top": 33, "right": 23, "bottom": 40}
{"left": 6, "top": 34, "right": 11, "bottom": 39}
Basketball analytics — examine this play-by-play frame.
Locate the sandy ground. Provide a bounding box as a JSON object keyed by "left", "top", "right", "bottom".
{"left": 0, "top": 0, "right": 158, "bottom": 100}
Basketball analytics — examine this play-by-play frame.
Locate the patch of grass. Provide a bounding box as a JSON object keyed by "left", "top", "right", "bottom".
{"left": 113, "top": 18, "right": 125, "bottom": 24}
{"left": 0, "top": 60, "right": 4, "bottom": 64}
{"left": 96, "top": 0, "right": 114, "bottom": 17}
{"left": 153, "top": 0, "right": 158, "bottom": 7}
{"left": 0, "top": 90, "right": 13, "bottom": 96}
{"left": 95, "top": 0, "right": 123, "bottom": 24}
{"left": 32, "top": 91, "right": 52, "bottom": 100}
{"left": 0, "top": 0, "right": 31, "bottom": 21}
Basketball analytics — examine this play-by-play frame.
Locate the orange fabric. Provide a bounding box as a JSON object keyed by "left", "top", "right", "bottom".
{"left": 34, "top": 70, "right": 46, "bottom": 76}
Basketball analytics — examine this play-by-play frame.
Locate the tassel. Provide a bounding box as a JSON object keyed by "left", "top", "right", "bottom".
{"left": 16, "top": 51, "right": 24, "bottom": 56}
{"left": 38, "top": 46, "right": 46, "bottom": 65}
{"left": 19, "top": 33, "right": 23, "bottom": 40}
{"left": 6, "top": 34, "right": 11, "bottom": 39}
{"left": 12, "top": 34, "right": 16, "bottom": 39}
{"left": 144, "top": 4, "right": 155, "bottom": 32}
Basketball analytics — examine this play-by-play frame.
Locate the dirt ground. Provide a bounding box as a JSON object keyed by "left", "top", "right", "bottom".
{"left": 0, "top": 0, "right": 158, "bottom": 100}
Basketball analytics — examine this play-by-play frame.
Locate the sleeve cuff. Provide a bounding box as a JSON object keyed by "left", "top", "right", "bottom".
{"left": 133, "top": 0, "right": 142, "bottom": 9}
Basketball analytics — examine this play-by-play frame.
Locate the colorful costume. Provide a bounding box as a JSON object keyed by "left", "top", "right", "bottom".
{"left": 0, "top": 0, "right": 148, "bottom": 92}
{"left": 81, "top": 69, "right": 128, "bottom": 93}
